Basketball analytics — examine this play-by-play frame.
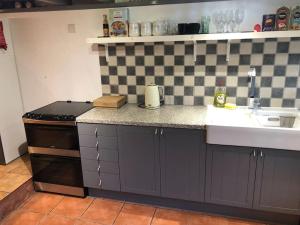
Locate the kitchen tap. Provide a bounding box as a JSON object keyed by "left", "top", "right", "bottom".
{"left": 248, "top": 67, "right": 260, "bottom": 109}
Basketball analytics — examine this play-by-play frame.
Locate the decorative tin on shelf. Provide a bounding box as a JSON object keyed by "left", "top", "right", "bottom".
{"left": 262, "top": 14, "right": 276, "bottom": 31}
{"left": 291, "top": 6, "right": 300, "bottom": 30}
{"left": 276, "top": 6, "right": 290, "bottom": 31}
{"left": 109, "top": 8, "right": 129, "bottom": 37}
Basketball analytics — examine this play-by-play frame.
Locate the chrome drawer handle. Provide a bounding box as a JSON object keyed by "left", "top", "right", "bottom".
{"left": 160, "top": 129, "right": 163, "bottom": 136}
{"left": 97, "top": 165, "right": 101, "bottom": 172}
{"left": 98, "top": 179, "right": 102, "bottom": 187}
{"left": 95, "top": 128, "right": 98, "bottom": 137}
{"left": 96, "top": 141, "right": 99, "bottom": 149}
{"left": 253, "top": 150, "right": 256, "bottom": 157}
{"left": 97, "top": 153, "right": 100, "bottom": 161}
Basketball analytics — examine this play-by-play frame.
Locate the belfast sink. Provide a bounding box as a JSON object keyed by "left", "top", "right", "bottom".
{"left": 206, "top": 105, "right": 300, "bottom": 151}
{"left": 253, "top": 108, "right": 298, "bottom": 128}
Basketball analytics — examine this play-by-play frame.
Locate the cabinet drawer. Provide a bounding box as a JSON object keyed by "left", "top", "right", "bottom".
{"left": 80, "top": 147, "right": 118, "bottom": 162}
{"left": 98, "top": 136, "right": 118, "bottom": 150}
{"left": 82, "top": 159, "right": 119, "bottom": 174}
{"left": 101, "top": 173, "right": 120, "bottom": 191}
{"left": 78, "top": 124, "right": 117, "bottom": 137}
{"left": 78, "top": 123, "right": 98, "bottom": 136}
{"left": 83, "top": 171, "right": 120, "bottom": 191}
{"left": 79, "top": 135, "right": 117, "bottom": 150}
{"left": 79, "top": 135, "right": 97, "bottom": 148}
{"left": 83, "top": 171, "right": 101, "bottom": 189}
{"left": 98, "top": 125, "right": 117, "bottom": 137}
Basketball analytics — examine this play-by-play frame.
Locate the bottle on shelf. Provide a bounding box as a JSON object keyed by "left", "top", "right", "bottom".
{"left": 103, "top": 14, "right": 109, "bottom": 37}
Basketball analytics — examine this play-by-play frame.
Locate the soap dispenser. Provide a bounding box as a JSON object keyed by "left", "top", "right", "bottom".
{"left": 213, "top": 80, "right": 226, "bottom": 108}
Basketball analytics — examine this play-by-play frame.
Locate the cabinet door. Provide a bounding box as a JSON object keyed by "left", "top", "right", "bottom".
{"left": 160, "top": 128, "right": 205, "bottom": 202}
{"left": 205, "top": 144, "right": 256, "bottom": 208}
{"left": 254, "top": 149, "right": 300, "bottom": 215}
{"left": 118, "top": 126, "right": 160, "bottom": 196}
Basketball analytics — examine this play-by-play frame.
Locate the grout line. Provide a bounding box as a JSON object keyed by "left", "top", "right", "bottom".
{"left": 47, "top": 194, "right": 65, "bottom": 215}
{"left": 79, "top": 197, "right": 95, "bottom": 218}
{"left": 37, "top": 212, "right": 48, "bottom": 225}
{"left": 112, "top": 200, "right": 125, "bottom": 225}
{"left": 149, "top": 208, "right": 157, "bottom": 225}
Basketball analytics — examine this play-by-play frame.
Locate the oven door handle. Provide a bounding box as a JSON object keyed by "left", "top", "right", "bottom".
{"left": 28, "top": 147, "right": 80, "bottom": 158}
{"left": 23, "top": 118, "right": 76, "bottom": 126}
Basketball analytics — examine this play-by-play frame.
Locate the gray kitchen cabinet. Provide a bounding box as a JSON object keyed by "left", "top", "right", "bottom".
{"left": 254, "top": 149, "right": 300, "bottom": 215}
{"left": 117, "top": 126, "right": 160, "bottom": 196}
{"left": 78, "top": 123, "right": 120, "bottom": 191}
{"left": 160, "top": 128, "right": 206, "bottom": 202}
{"left": 205, "top": 144, "right": 257, "bottom": 208}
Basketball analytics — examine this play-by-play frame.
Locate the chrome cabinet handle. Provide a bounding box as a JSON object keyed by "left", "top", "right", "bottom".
{"left": 97, "top": 165, "right": 101, "bottom": 172}
{"left": 95, "top": 128, "right": 98, "bottom": 137}
{"left": 96, "top": 141, "right": 99, "bottom": 149}
{"left": 98, "top": 179, "right": 102, "bottom": 187}
{"left": 253, "top": 150, "right": 256, "bottom": 157}
{"left": 260, "top": 151, "right": 263, "bottom": 158}
{"left": 97, "top": 153, "right": 100, "bottom": 161}
{"left": 155, "top": 128, "right": 158, "bottom": 135}
{"left": 160, "top": 129, "right": 163, "bottom": 136}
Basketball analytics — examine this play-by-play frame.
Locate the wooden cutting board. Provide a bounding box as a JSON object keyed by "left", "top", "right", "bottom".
{"left": 93, "top": 96, "right": 127, "bottom": 108}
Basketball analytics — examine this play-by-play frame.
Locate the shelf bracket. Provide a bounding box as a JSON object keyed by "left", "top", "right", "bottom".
{"left": 105, "top": 44, "right": 109, "bottom": 63}
{"left": 226, "top": 39, "right": 231, "bottom": 62}
{"left": 193, "top": 40, "right": 197, "bottom": 63}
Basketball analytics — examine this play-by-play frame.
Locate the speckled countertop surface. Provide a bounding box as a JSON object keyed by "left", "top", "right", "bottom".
{"left": 76, "top": 104, "right": 206, "bottom": 129}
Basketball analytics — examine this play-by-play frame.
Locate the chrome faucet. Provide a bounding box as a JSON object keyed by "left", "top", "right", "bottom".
{"left": 248, "top": 67, "right": 260, "bottom": 110}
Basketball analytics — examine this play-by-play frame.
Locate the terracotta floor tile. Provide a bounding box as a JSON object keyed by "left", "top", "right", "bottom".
{"left": 0, "top": 161, "right": 21, "bottom": 173}
{"left": 39, "top": 214, "right": 76, "bottom": 225}
{"left": 75, "top": 219, "right": 102, "bottom": 225}
{"left": 9, "top": 164, "right": 32, "bottom": 176}
{"left": 0, "top": 173, "right": 31, "bottom": 192}
{"left": 51, "top": 196, "right": 93, "bottom": 218}
{"left": 1, "top": 210, "right": 44, "bottom": 225}
{"left": 227, "top": 218, "right": 265, "bottom": 225}
{"left": 188, "top": 212, "right": 230, "bottom": 225}
{"left": 151, "top": 208, "right": 188, "bottom": 225}
{"left": 0, "top": 191, "right": 9, "bottom": 200}
{"left": 22, "top": 193, "right": 63, "bottom": 214}
{"left": 114, "top": 203, "right": 156, "bottom": 225}
{"left": 82, "top": 198, "right": 124, "bottom": 225}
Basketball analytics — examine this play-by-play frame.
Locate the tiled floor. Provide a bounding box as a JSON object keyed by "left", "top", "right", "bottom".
{"left": 0, "top": 155, "right": 32, "bottom": 201}
{"left": 1, "top": 192, "right": 266, "bottom": 225}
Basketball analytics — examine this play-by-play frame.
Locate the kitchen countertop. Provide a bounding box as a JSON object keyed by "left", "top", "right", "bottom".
{"left": 77, "top": 103, "right": 300, "bottom": 151}
{"left": 76, "top": 104, "right": 206, "bottom": 129}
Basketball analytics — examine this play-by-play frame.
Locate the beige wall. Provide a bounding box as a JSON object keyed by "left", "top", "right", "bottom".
{"left": 9, "top": 10, "right": 102, "bottom": 112}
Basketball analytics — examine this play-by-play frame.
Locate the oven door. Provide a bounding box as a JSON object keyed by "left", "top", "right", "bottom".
{"left": 30, "top": 154, "right": 85, "bottom": 197}
{"left": 24, "top": 123, "right": 79, "bottom": 151}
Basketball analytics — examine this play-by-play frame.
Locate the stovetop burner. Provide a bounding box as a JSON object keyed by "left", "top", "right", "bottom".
{"left": 23, "top": 101, "right": 93, "bottom": 121}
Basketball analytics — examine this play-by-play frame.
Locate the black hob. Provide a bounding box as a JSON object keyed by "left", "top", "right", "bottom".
{"left": 23, "top": 101, "right": 93, "bottom": 121}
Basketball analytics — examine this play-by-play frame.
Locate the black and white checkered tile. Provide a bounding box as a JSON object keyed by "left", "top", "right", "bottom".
{"left": 99, "top": 37, "right": 300, "bottom": 107}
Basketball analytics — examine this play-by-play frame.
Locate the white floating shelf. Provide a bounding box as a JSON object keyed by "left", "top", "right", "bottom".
{"left": 87, "top": 31, "right": 300, "bottom": 44}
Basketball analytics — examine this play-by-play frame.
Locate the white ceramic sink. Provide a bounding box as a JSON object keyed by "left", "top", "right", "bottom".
{"left": 253, "top": 108, "right": 298, "bottom": 128}
{"left": 206, "top": 105, "right": 300, "bottom": 151}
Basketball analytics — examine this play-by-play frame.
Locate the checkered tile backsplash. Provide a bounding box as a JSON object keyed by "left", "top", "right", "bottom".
{"left": 99, "top": 37, "right": 300, "bottom": 107}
